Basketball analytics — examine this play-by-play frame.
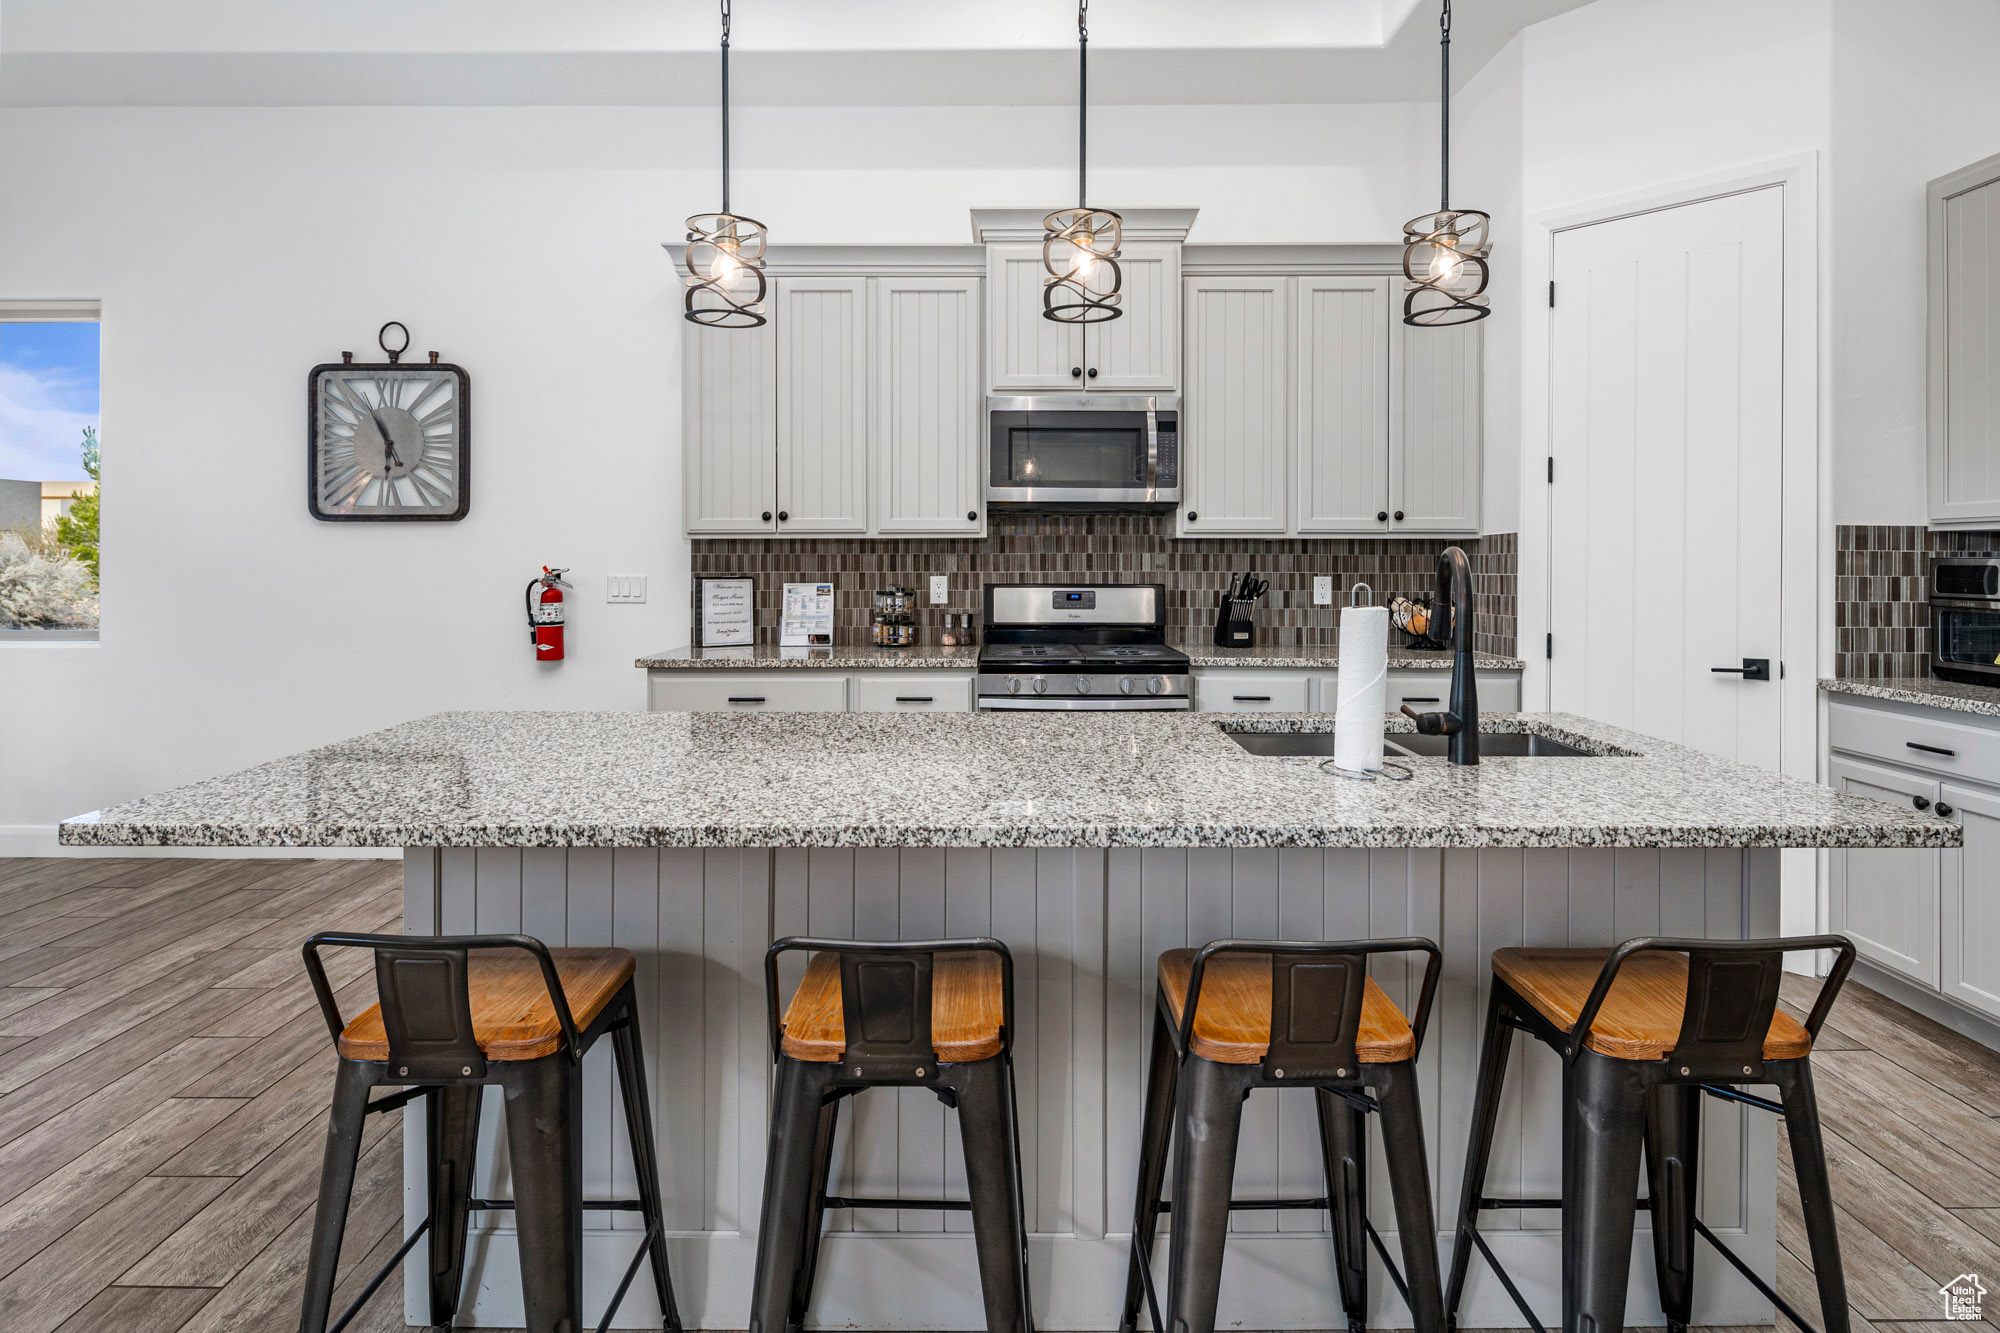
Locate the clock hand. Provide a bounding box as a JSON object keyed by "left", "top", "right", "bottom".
{"left": 368, "top": 407, "right": 405, "bottom": 473}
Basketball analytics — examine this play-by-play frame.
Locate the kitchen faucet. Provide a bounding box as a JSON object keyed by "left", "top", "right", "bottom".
{"left": 1401, "top": 545, "right": 1479, "bottom": 764}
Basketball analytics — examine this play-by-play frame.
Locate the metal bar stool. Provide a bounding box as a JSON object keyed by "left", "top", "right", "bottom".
{"left": 1118, "top": 938, "right": 1447, "bottom": 1333}
{"left": 1443, "top": 933, "right": 1859, "bottom": 1333}
{"left": 297, "top": 931, "right": 681, "bottom": 1333}
{"left": 749, "top": 936, "right": 1033, "bottom": 1333}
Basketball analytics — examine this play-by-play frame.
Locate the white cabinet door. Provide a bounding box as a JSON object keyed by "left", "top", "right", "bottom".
{"left": 872, "top": 277, "right": 985, "bottom": 535}
{"left": 1295, "top": 277, "right": 1392, "bottom": 534}
{"left": 683, "top": 317, "right": 777, "bottom": 534}
{"left": 1941, "top": 782, "right": 2000, "bottom": 1019}
{"left": 1392, "top": 316, "right": 1481, "bottom": 534}
{"left": 774, "top": 277, "right": 870, "bottom": 535}
{"left": 986, "top": 242, "right": 1083, "bottom": 391}
{"left": 1828, "top": 756, "right": 1942, "bottom": 987}
{"left": 1928, "top": 160, "right": 2000, "bottom": 527}
{"left": 1086, "top": 241, "right": 1180, "bottom": 390}
{"left": 1180, "top": 276, "right": 1290, "bottom": 536}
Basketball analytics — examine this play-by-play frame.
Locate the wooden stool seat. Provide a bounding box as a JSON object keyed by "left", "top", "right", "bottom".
{"left": 1155, "top": 948, "right": 1416, "bottom": 1065}
{"left": 1491, "top": 946, "right": 1812, "bottom": 1061}
{"left": 336, "top": 946, "right": 635, "bottom": 1063}
{"left": 780, "top": 950, "right": 1005, "bottom": 1063}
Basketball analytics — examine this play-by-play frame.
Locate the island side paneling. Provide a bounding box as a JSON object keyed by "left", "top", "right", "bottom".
{"left": 401, "top": 845, "right": 1777, "bottom": 1330}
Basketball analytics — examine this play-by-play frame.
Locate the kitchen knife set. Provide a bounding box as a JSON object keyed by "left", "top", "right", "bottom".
{"left": 1211, "top": 571, "right": 1268, "bottom": 647}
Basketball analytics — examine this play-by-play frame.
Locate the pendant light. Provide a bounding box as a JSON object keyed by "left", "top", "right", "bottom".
{"left": 1402, "top": 0, "right": 1490, "bottom": 327}
{"left": 678, "top": 0, "right": 767, "bottom": 328}
{"left": 1043, "top": 0, "right": 1122, "bottom": 323}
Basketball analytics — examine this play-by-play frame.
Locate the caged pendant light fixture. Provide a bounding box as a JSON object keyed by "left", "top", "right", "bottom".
{"left": 1401, "top": 0, "right": 1490, "bottom": 326}
{"left": 1042, "top": 0, "right": 1122, "bottom": 323}
{"left": 677, "top": 0, "right": 767, "bottom": 328}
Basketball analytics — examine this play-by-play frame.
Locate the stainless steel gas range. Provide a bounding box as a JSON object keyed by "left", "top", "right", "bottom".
{"left": 975, "top": 583, "right": 1192, "bottom": 710}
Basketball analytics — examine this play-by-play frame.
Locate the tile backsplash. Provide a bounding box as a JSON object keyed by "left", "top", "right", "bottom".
{"left": 692, "top": 516, "right": 1519, "bottom": 657}
{"left": 1835, "top": 524, "right": 2000, "bottom": 678}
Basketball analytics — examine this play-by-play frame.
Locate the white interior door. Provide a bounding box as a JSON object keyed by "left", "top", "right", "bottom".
{"left": 1548, "top": 186, "right": 1785, "bottom": 767}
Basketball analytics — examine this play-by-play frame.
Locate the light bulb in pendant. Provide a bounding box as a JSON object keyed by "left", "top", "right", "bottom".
{"left": 1073, "top": 235, "right": 1097, "bottom": 282}
{"left": 1428, "top": 234, "right": 1463, "bottom": 284}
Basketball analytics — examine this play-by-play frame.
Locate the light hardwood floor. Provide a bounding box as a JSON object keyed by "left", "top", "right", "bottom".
{"left": 0, "top": 855, "right": 1994, "bottom": 1333}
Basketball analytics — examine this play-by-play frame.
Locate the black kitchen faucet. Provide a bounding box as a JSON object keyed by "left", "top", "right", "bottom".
{"left": 1401, "top": 546, "right": 1480, "bottom": 764}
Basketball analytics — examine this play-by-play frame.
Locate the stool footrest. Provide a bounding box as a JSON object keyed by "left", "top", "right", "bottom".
{"left": 469, "top": 1197, "right": 644, "bottom": 1212}
{"left": 1699, "top": 1082, "right": 1785, "bottom": 1115}
{"left": 823, "top": 1195, "right": 972, "bottom": 1212}
{"left": 1152, "top": 1195, "right": 1333, "bottom": 1213}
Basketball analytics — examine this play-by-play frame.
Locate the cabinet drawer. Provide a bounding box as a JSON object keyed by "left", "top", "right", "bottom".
{"left": 1385, "top": 677, "right": 1453, "bottom": 716}
{"left": 1307, "top": 669, "right": 1520, "bottom": 714}
{"left": 648, "top": 673, "right": 848, "bottom": 713}
{"left": 1193, "top": 673, "right": 1310, "bottom": 712}
{"left": 1826, "top": 699, "right": 2000, "bottom": 778}
{"left": 850, "top": 674, "right": 974, "bottom": 712}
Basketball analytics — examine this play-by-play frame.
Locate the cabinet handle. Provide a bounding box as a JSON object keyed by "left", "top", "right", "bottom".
{"left": 777, "top": 511, "right": 789, "bottom": 522}
{"left": 1403, "top": 696, "right": 1440, "bottom": 704}
{"left": 967, "top": 510, "right": 978, "bottom": 522}
{"left": 726, "top": 696, "right": 766, "bottom": 704}
{"left": 1393, "top": 510, "right": 1405, "bottom": 521}
{"left": 1186, "top": 512, "right": 1198, "bottom": 521}
{"left": 1071, "top": 366, "right": 1083, "bottom": 378}
{"left": 1377, "top": 511, "right": 1389, "bottom": 522}
{"left": 1913, "top": 795, "right": 1932, "bottom": 810}
{"left": 1233, "top": 695, "right": 1272, "bottom": 702}
{"left": 896, "top": 696, "right": 935, "bottom": 704}
{"left": 1087, "top": 367, "right": 1098, "bottom": 378}
{"left": 761, "top": 510, "right": 772, "bottom": 522}
{"left": 1937, "top": 801, "right": 1957, "bottom": 818}
{"left": 1906, "top": 741, "right": 1957, "bottom": 757}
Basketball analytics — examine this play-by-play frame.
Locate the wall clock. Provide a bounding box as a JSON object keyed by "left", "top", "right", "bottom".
{"left": 308, "top": 322, "right": 470, "bottom": 521}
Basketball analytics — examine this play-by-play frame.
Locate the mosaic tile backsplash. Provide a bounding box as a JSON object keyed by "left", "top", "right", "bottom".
{"left": 1835, "top": 524, "right": 2000, "bottom": 678}
{"left": 691, "top": 516, "right": 1519, "bottom": 656}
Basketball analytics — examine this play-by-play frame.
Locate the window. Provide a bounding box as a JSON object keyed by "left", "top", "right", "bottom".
{"left": 1, "top": 302, "right": 100, "bottom": 640}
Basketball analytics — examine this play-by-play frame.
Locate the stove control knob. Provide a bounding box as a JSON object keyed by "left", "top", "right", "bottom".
{"left": 1033, "top": 677, "right": 1048, "bottom": 695}
{"left": 1076, "top": 676, "right": 1093, "bottom": 693}
{"left": 1121, "top": 677, "right": 1136, "bottom": 695}
{"left": 1007, "top": 677, "right": 1023, "bottom": 695}
{"left": 1148, "top": 677, "right": 1165, "bottom": 695}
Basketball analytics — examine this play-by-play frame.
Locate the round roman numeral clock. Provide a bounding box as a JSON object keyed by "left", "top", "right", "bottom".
{"left": 308, "top": 322, "right": 470, "bottom": 521}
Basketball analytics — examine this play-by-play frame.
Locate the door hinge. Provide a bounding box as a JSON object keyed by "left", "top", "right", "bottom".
{"left": 1546, "top": 633, "right": 1553, "bottom": 660}
{"left": 1548, "top": 281, "right": 1556, "bottom": 308}
{"left": 1547, "top": 456, "right": 1554, "bottom": 483}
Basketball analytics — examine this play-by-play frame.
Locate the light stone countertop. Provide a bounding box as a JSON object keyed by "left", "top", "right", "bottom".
{"left": 1820, "top": 675, "right": 2000, "bottom": 718}
{"left": 636, "top": 642, "right": 1527, "bottom": 671}
{"left": 60, "top": 710, "right": 1959, "bottom": 852}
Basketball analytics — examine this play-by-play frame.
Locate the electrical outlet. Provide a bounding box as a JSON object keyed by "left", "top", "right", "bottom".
{"left": 1313, "top": 576, "right": 1334, "bottom": 606}
{"left": 606, "top": 575, "right": 648, "bottom": 604}
{"left": 930, "top": 575, "right": 949, "bottom": 605}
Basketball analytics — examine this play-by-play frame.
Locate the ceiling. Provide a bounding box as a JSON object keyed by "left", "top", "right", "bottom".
{"left": 0, "top": 0, "right": 1592, "bottom": 107}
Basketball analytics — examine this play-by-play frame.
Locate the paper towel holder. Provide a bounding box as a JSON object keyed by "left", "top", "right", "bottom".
{"left": 1350, "top": 582, "right": 1374, "bottom": 607}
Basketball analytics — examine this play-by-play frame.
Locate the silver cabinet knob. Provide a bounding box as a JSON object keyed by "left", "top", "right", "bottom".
{"left": 1033, "top": 677, "right": 1048, "bottom": 695}
{"left": 1076, "top": 676, "right": 1093, "bottom": 693}
{"left": 1121, "top": 677, "right": 1136, "bottom": 694}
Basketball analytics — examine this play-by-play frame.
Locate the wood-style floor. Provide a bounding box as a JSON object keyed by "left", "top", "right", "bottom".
{"left": 0, "top": 855, "right": 1995, "bottom": 1333}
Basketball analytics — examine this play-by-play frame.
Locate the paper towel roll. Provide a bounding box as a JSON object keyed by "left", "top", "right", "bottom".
{"left": 1334, "top": 604, "right": 1390, "bottom": 773}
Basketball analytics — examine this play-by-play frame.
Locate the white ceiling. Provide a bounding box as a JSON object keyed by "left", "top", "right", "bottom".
{"left": 0, "top": 0, "right": 1593, "bottom": 106}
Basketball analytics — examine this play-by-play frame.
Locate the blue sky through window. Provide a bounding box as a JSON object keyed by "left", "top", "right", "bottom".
{"left": 0, "top": 322, "right": 101, "bottom": 483}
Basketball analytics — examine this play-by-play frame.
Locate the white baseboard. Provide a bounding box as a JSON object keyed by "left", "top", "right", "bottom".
{"left": 0, "top": 825, "right": 396, "bottom": 860}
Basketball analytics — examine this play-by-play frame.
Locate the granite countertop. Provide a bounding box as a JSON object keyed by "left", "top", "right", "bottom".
{"left": 61, "top": 711, "right": 1958, "bottom": 852}
{"left": 1820, "top": 675, "right": 2000, "bottom": 718}
{"left": 637, "top": 642, "right": 1528, "bottom": 672}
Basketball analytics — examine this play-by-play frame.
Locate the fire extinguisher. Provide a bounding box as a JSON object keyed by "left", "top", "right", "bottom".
{"left": 525, "top": 567, "right": 572, "bottom": 661}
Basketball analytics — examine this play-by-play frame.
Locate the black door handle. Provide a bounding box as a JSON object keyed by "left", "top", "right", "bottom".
{"left": 1906, "top": 741, "right": 1957, "bottom": 757}
{"left": 1710, "top": 658, "right": 1771, "bottom": 681}
{"left": 1071, "top": 366, "right": 1083, "bottom": 378}
{"left": 1937, "top": 802, "right": 1956, "bottom": 818}
{"left": 726, "top": 696, "right": 766, "bottom": 704}
{"left": 1913, "top": 795, "right": 1932, "bottom": 810}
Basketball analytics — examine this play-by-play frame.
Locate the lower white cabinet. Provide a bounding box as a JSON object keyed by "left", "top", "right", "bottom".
{"left": 849, "top": 674, "right": 974, "bottom": 712}
{"left": 1942, "top": 782, "right": 2000, "bottom": 1020}
{"left": 647, "top": 673, "right": 849, "bottom": 713}
{"left": 1191, "top": 673, "right": 1311, "bottom": 712}
{"left": 1306, "top": 670, "right": 1522, "bottom": 715}
{"left": 1827, "top": 755, "right": 1943, "bottom": 988}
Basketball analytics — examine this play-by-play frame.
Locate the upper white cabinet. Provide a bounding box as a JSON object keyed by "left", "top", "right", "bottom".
{"left": 985, "top": 240, "right": 1181, "bottom": 392}
{"left": 684, "top": 315, "right": 777, "bottom": 534}
{"left": 872, "top": 277, "right": 984, "bottom": 534}
{"left": 1929, "top": 151, "right": 2000, "bottom": 528}
{"left": 776, "top": 278, "right": 869, "bottom": 534}
{"left": 1181, "top": 276, "right": 1290, "bottom": 534}
{"left": 1181, "top": 272, "right": 1479, "bottom": 539}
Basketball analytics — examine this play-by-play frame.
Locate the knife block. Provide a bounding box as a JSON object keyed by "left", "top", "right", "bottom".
{"left": 1212, "top": 597, "right": 1255, "bottom": 647}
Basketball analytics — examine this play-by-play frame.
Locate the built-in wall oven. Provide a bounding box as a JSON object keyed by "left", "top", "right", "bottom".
{"left": 986, "top": 394, "right": 1178, "bottom": 509}
{"left": 1930, "top": 556, "right": 2000, "bottom": 683}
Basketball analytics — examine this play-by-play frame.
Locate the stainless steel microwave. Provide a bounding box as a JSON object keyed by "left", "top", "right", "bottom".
{"left": 986, "top": 394, "right": 1179, "bottom": 508}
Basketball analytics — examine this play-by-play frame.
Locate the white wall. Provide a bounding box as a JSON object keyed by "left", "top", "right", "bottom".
{"left": 1453, "top": 34, "right": 1525, "bottom": 536}
{"left": 1828, "top": 0, "right": 2000, "bottom": 525}
{"left": 0, "top": 101, "right": 1438, "bottom": 846}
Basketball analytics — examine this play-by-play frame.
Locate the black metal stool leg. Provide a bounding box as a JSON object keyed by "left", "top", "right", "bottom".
{"left": 1644, "top": 1084, "right": 1701, "bottom": 1333}
{"left": 749, "top": 1057, "right": 836, "bottom": 1333}
{"left": 1562, "top": 1050, "right": 1649, "bottom": 1333}
{"left": 427, "top": 1084, "right": 483, "bottom": 1328}
{"left": 611, "top": 994, "right": 683, "bottom": 1332}
{"left": 787, "top": 1094, "right": 842, "bottom": 1332}
{"left": 1119, "top": 1001, "right": 1180, "bottom": 1333}
{"left": 300, "top": 1059, "right": 376, "bottom": 1333}
{"left": 506, "top": 1054, "right": 585, "bottom": 1333}
{"left": 1372, "top": 1061, "right": 1446, "bottom": 1333}
{"left": 1443, "top": 982, "right": 1513, "bottom": 1327}
{"left": 1316, "top": 1085, "right": 1371, "bottom": 1333}
{"left": 1772, "top": 1058, "right": 1851, "bottom": 1333}
{"left": 958, "top": 1054, "right": 1036, "bottom": 1333}
{"left": 1165, "top": 1057, "right": 1252, "bottom": 1333}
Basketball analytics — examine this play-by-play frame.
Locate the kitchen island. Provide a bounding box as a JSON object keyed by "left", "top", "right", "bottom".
{"left": 62, "top": 711, "right": 1955, "bottom": 1331}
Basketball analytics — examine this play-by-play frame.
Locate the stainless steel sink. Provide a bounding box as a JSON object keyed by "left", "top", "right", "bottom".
{"left": 1224, "top": 729, "right": 1594, "bottom": 758}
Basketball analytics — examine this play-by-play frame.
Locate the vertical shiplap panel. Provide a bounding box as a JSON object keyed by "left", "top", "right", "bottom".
{"left": 657, "top": 849, "right": 708, "bottom": 1230}
{"left": 1480, "top": 849, "right": 1531, "bottom": 1231}
{"left": 1703, "top": 851, "right": 1752, "bottom": 1233}
{"left": 990, "top": 850, "right": 1041, "bottom": 1229}
{"left": 607, "top": 850, "right": 657, "bottom": 1235}
{"left": 1228, "top": 850, "right": 1281, "bottom": 1233}
{"left": 1567, "top": 850, "right": 1617, "bottom": 946}
{"left": 1658, "top": 851, "right": 1709, "bottom": 938}
{"left": 439, "top": 848, "right": 478, "bottom": 932}
{"left": 702, "top": 849, "right": 750, "bottom": 1234}
{"left": 567, "top": 851, "right": 616, "bottom": 1234}
{"left": 1613, "top": 849, "right": 1663, "bottom": 942}
{"left": 943, "top": 848, "right": 996, "bottom": 1234}
{"left": 806, "top": 850, "right": 857, "bottom": 1234}
{"left": 1070, "top": 849, "right": 1108, "bottom": 1242}
{"left": 736, "top": 850, "right": 772, "bottom": 1238}
{"left": 470, "top": 851, "right": 523, "bottom": 1212}
{"left": 897, "top": 849, "right": 948, "bottom": 1232}
{"left": 847, "top": 850, "right": 900, "bottom": 1232}
{"left": 403, "top": 849, "right": 438, "bottom": 935}
{"left": 1276, "top": 849, "right": 1329, "bottom": 1234}
{"left": 1103, "top": 849, "right": 1147, "bottom": 1245}
{"left": 1035, "top": 850, "right": 1078, "bottom": 1235}
{"left": 1435, "top": 849, "right": 1486, "bottom": 1231}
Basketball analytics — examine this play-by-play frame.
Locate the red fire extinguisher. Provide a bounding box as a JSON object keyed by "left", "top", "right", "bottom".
{"left": 525, "top": 567, "right": 571, "bottom": 661}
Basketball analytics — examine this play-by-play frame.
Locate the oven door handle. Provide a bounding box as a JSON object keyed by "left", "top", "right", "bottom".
{"left": 1145, "top": 397, "right": 1159, "bottom": 498}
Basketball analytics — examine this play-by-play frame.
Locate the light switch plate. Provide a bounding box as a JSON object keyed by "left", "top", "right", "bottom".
{"left": 607, "top": 575, "right": 647, "bottom": 604}
{"left": 930, "top": 575, "right": 949, "bottom": 605}
{"left": 1313, "top": 576, "right": 1334, "bottom": 606}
